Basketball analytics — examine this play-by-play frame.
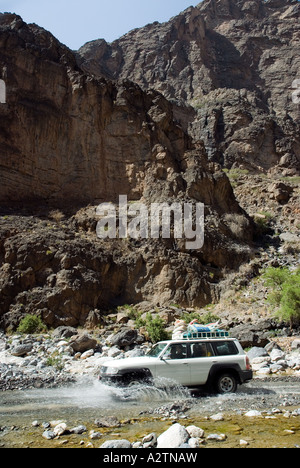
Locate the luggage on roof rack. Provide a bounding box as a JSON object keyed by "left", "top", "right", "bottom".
{"left": 171, "top": 318, "right": 230, "bottom": 340}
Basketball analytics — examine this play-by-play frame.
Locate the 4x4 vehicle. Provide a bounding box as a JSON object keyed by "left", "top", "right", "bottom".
{"left": 100, "top": 338, "right": 253, "bottom": 394}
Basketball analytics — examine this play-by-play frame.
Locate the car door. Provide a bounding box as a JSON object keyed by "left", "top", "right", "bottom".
{"left": 189, "top": 342, "right": 215, "bottom": 386}
{"left": 154, "top": 343, "right": 191, "bottom": 386}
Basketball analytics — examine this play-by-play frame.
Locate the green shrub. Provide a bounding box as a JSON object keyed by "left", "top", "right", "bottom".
{"left": 262, "top": 267, "right": 300, "bottom": 328}
{"left": 181, "top": 310, "right": 220, "bottom": 325}
{"left": 17, "top": 314, "right": 47, "bottom": 334}
{"left": 145, "top": 313, "right": 170, "bottom": 343}
{"left": 46, "top": 352, "right": 64, "bottom": 371}
{"left": 135, "top": 312, "right": 170, "bottom": 343}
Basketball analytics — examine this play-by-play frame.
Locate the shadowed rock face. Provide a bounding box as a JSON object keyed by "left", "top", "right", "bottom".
{"left": 77, "top": 0, "right": 300, "bottom": 174}
{"left": 0, "top": 13, "right": 255, "bottom": 329}
{"left": 0, "top": 14, "right": 191, "bottom": 203}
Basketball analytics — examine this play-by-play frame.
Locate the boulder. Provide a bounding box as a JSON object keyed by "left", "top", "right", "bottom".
{"left": 267, "top": 182, "right": 293, "bottom": 204}
{"left": 52, "top": 326, "right": 78, "bottom": 339}
{"left": 291, "top": 339, "right": 300, "bottom": 350}
{"left": 109, "top": 328, "right": 138, "bottom": 348}
{"left": 247, "top": 347, "right": 269, "bottom": 361}
{"left": 186, "top": 425, "right": 205, "bottom": 439}
{"left": 10, "top": 343, "right": 33, "bottom": 357}
{"left": 231, "top": 320, "right": 273, "bottom": 348}
{"left": 157, "top": 423, "right": 189, "bottom": 449}
{"left": 270, "top": 349, "right": 285, "bottom": 362}
{"left": 70, "top": 333, "right": 97, "bottom": 353}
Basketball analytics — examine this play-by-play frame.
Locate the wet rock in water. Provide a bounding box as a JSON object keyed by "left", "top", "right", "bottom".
{"left": 207, "top": 433, "right": 227, "bottom": 441}
{"left": 53, "top": 422, "right": 68, "bottom": 436}
{"left": 240, "top": 439, "right": 249, "bottom": 446}
{"left": 210, "top": 413, "right": 224, "bottom": 421}
{"left": 95, "top": 416, "right": 120, "bottom": 428}
{"left": 42, "top": 430, "right": 56, "bottom": 440}
{"left": 89, "top": 431, "right": 102, "bottom": 440}
{"left": 70, "top": 425, "right": 87, "bottom": 434}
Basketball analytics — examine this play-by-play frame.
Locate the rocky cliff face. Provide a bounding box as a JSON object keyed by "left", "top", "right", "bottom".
{"left": 77, "top": 0, "right": 300, "bottom": 173}
{"left": 0, "top": 13, "right": 254, "bottom": 329}
{"left": 0, "top": 13, "right": 191, "bottom": 203}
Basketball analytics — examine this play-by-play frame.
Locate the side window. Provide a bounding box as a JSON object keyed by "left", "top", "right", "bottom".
{"left": 163, "top": 344, "right": 188, "bottom": 360}
{"left": 213, "top": 341, "right": 239, "bottom": 356}
{"left": 191, "top": 343, "right": 213, "bottom": 358}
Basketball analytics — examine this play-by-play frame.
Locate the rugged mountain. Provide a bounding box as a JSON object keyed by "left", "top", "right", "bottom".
{"left": 77, "top": 0, "right": 300, "bottom": 173}
{"left": 0, "top": 13, "right": 255, "bottom": 329}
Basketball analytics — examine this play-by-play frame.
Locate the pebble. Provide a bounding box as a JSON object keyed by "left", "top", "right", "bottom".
{"left": 245, "top": 410, "right": 262, "bottom": 417}
{"left": 207, "top": 433, "right": 227, "bottom": 441}
{"left": 210, "top": 413, "right": 224, "bottom": 421}
{"left": 53, "top": 423, "right": 68, "bottom": 436}
{"left": 70, "top": 425, "right": 87, "bottom": 434}
{"left": 240, "top": 439, "right": 249, "bottom": 446}
{"left": 42, "top": 430, "right": 55, "bottom": 440}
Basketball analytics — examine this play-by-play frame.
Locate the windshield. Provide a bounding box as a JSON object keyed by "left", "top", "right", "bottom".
{"left": 146, "top": 342, "right": 168, "bottom": 358}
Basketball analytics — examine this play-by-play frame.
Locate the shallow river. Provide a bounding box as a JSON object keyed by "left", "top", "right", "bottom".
{"left": 0, "top": 377, "right": 300, "bottom": 448}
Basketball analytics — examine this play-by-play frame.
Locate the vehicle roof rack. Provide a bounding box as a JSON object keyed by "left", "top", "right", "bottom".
{"left": 176, "top": 330, "right": 230, "bottom": 340}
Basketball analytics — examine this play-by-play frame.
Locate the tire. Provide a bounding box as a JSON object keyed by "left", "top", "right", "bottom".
{"left": 124, "top": 372, "right": 152, "bottom": 388}
{"left": 127, "top": 378, "right": 142, "bottom": 388}
{"left": 215, "top": 373, "right": 237, "bottom": 394}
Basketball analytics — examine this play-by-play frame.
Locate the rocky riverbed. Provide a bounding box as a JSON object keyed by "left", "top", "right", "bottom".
{"left": 0, "top": 326, "right": 300, "bottom": 448}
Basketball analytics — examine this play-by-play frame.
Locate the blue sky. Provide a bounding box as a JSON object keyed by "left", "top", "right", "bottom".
{"left": 0, "top": 0, "right": 201, "bottom": 49}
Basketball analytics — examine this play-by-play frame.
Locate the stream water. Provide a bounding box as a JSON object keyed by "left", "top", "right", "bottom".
{"left": 0, "top": 377, "right": 300, "bottom": 448}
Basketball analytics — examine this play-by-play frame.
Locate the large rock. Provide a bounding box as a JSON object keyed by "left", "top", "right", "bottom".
{"left": 109, "top": 328, "right": 138, "bottom": 348}
{"left": 231, "top": 320, "right": 274, "bottom": 348}
{"left": 157, "top": 423, "right": 190, "bottom": 449}
{"left": 69, "top": 333, "right": 97, "bottom": 353}
{"left": 247, "top": 347, "right": 269, "bottom": 361}
{"left": 10, "top": 343, "right": 33, "bottom": 357}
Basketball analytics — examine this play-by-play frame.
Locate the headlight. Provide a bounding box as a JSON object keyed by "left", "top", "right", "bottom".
{"left": 102, "top": 366, "right": 119, "bottom": 375}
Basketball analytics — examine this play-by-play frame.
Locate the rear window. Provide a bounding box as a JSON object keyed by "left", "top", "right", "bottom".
{"left": 213, "top": 341, "right": 239, "bottom": 356}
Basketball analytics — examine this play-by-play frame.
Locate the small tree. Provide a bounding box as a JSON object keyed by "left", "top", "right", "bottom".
{"left": 144, "top": 313, "right": 170, "bottom": 343}
{"left": 262, "top": 267, "right": 300, "bottom": 328}
{"left": 135, "top": 313, "right": 170, "bottom": 343}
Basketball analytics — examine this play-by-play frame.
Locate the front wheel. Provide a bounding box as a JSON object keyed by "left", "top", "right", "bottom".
{"left": 215, "top": 373, "right": 237, "bottom": 394}
{"left": 124, "top": 372, "right": 153, "bottom": 388}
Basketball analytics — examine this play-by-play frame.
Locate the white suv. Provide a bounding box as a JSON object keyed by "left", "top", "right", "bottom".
{"left": 100, "top": 338, "right": 253, "bottom": 394}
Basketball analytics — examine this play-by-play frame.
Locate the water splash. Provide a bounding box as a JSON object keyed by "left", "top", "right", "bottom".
{"left": 110, "top": 377, "right": 191, "bottom": 402}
